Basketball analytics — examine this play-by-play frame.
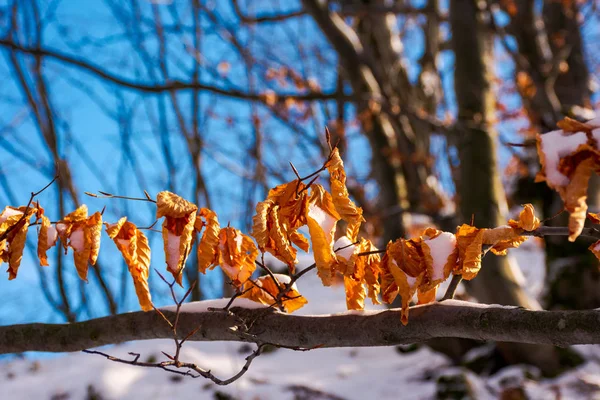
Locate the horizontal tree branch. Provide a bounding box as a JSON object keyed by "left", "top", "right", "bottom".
{"left": 232, "top": 0, "right": 306, "bottom": 24}
{"left": 0, "top": 39, "right": 350, "bottom": 102}
{"left": 1, "top": 299, "right": 599, "bottom": 355}
{"left": 524, "top": 226, "right": 600, "bottom": 241}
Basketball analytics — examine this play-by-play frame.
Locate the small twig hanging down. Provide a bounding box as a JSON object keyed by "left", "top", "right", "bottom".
{"left": 82, "top": 344, "right": 266, "bottom": 385}
{"left": 83, "top": 269, "right": 268, "bottom": 385}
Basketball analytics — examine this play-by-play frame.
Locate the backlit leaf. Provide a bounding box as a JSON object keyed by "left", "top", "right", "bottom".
{"left": 37, "top": 215, "right": 57, "bottom": 267}
{"left": 195, "top": 208, "right": 220, "bottom": 273}
{"left": 455, "top": 224, "right": 485, "bottom": 280}
{"left": 156, "top": 191, "right": 198, "bottom": 285}
{"left": 106, "top": 218, "right": 152, "bottom": 311}
{"left": 241, "top": 274, "right": 307, "bottom": 312}
{"left": 217, "top": 227, "right": 258, "bottom": 287}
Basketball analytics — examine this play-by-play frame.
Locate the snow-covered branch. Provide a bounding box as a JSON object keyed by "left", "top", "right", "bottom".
{"left": 1, "top": 299, "right": 598, "bottom": 355}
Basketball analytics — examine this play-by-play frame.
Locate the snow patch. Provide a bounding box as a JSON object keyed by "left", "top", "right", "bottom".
{"left": 0, "top": 208, "right": 23, "bottom": 224}
{"left": 334, "top": 236, "right": 355, "bottom": 260}
{"left": 424, "top": 232, "right": 456, "bottom": 281}
{"left": 69, "top": 228, "right": 85, "bottom": 252}
{"left": 539, "top": 130, "right": 588, "bottom": 186}
{"left": 46, "top": 225, "right": 58, "bottom": 247}
{"left": 55, "top": 223, "right": 67, "bottom": 236}
{"left": 160, "top": 298, "right": 268, "bottom": 313}
{"left": 307, "top": 204, "right": 337, "bottom": 241}
{"left": 116, "top": 238, "right": 130, "bottom": 250}
{"left": 102, "top": 363, "right": 144, "bottom": 398}
{"left": 593, "top": 128, "right": 600, "bottom": 144}
{"left": 166, "top": 232, "right": 181, "bottom": 270}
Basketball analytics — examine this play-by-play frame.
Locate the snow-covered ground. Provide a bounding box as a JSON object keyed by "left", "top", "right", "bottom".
{"left": 2, "top": 246, "right": 600, "bottom": 399}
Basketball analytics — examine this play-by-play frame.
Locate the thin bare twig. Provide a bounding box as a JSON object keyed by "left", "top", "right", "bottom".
{"left": 0, "top": 173, "right": 58, "bottom": 242}
{"left": 85, "top": 190, "right": 157, "bottom": 203}
{"left": 441, "top": 275, "right": 463, "bottom": 301}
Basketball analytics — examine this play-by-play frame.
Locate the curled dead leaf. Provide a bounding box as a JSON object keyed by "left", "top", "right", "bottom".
{"left": 344, "top": 275, "right": 366, "bottom": 310}
{"left": 241, "top": 274, "right": 307, "bottom": 312}
{"left": 217, "top": 227, "right": 258, "bottom": 287}
{"left": 587, "top": 212, "right": 600, "bottom": 224}
{"left": 195, "top": 208, "right": 220, "bottom": 273}
{"left": 106, "top": 218, "right": 152, "bottom": 311}
{"left": 326, "top": 149, "right": 364, "bottom": 241}
{"left": 356, "top": 238, "right": 381, "bottom": 305}
{"left": 455, "top": 224, "right": 485, "bottom": 280}
{"left": 37, "top": 215, "right": 58, "bottom": 267}
{"left": 251, "top": 180, "right": 310, "bottom": 272}
{"left": 384, "top": 238, "right": 426, "bottom": 325}
{"left": 482, "top": 226, "right": 526, "bottom": 256}
{"left": 156, "top": 191, "right": 198, "bottom": 285}
{"left": 306, "top": 199, "right": 338, "bottom": 286}
{"left": 508, "top": 204, "right": 540, "bottom": 231}
{"left": 0, "top": 206, "right": 37, "bottom": 280}
{"left": 536, "top": 117, "right": 600, "bottom": 241}
{"left": 72, "top": 211, "right": 103, "bottom": 281}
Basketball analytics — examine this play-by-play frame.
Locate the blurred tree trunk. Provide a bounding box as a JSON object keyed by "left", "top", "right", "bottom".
{"left": 509, "top": 0, "right": 600, "bottom": 310}
{"left": 304, "top": 0, "right": 450, "bottom": 244}
{"left": 541, "top": 0, "right": 600, "bottom": 311}
{"left": 450, "top": 0, "right": 564, "bottom": 376}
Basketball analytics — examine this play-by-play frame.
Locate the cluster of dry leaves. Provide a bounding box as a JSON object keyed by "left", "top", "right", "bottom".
{"left": 1, "top": 115, "right": 600, "bottom": 323}
{"left": 536, "top": 117, "right": 600, "bottom": 241}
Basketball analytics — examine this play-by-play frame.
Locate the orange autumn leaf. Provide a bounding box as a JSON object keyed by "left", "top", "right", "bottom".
{"left": 417, "top": 286, "right": 437, "bottom": 305}
{"left": 1, "top": 206, "right": 27, "bottom": 264}
{"left": 289, "top": 230, "right": 310, "bottom": 253}
{"left": 195, "top": 208, "right": 220, "bottom": 273}
{"left": 87, "top": 212, "right": 103, "bottom": 266}
{"left": 344, "top": 275, "right": 366, "bottom": 310}
{"left": 241, "top": 274, "right": 307, "bottom": 312}
{"left": 589, "top": 240, "right": 600, "bottom": 263}
{"left": 72, "top": 211, "right": 103, "bottom": 281}
{"left": 356, "top": 238, "right": 382, "bottom": 305}
{"left": 479, "top": 204, "right": 542, "bottom": 256}
{"left": 106, "top": 217, "right": 152, "bottom": 311}
{"left": 508, "top": 204, "right": 540, "bottom": 231}
{"left": 251, "top": 180, "right": 310, "bottom": 271}
{"left": 326, "top": 148, "right": 364, "bottom": 240}
{"left": 587, "top": 212, "right": 600, "bottom": 224}
{"left": 269, "top": 206, "right": 298, "bottom": 268}
{"left": 306, "top": 185, "right": 340, "bottom": 286}
{"left": 455, "top": 224, "right": 485, "bottom": 280}
{"left": 482, "top": 226, "right": 526, "bottom": 256}
{"left": 557, "top": 116, "right": 594, "bottom": 133}
{"left": 37, "top": 215, "right": 58, "bottom": 266}
{"left": 252, "top": 199, "right": 274, "bottom": 251}
{"left": 268, "top": 180, "right": 310, "bottom": 231}
{"left": 0, "top": 206, "right": 37, "bottom": 280}
{"left": 156, "top": 191, "right": 198, "bottom": 285}
{"left": 379, "top": 252, "right": 399, "bottom": 304}
{"left": 384, "top": 238, "right": 425, "bottom": 325}
{"left": 56, "top": 205, "right": 88, "bottom": 251}
{"left": 536, "top": 117, "right": 600, "bottom": 241}
{"left": 217, "top": 227, "right": 258, "bottom": 287}
{"left": 561, "top": 156, "right": 599, "bottom": 241}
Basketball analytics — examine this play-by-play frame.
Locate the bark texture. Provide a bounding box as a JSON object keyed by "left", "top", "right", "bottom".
{"left": 1, "top": 300, "right": 599, "bottom": 355}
